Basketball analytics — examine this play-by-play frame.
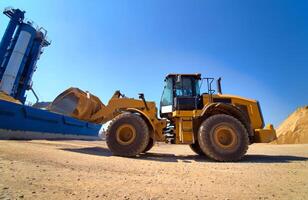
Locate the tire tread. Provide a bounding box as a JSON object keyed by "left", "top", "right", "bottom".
{"left": 106, "top": 113, "right": 150, "bottom": 157}
{"left": 198, "top": 114, "right": 249, "bottom": 162}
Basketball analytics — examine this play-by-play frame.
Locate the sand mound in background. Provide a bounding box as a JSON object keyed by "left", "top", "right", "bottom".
{"left": 273, "top": 106, "right": 308, "bottom": 144}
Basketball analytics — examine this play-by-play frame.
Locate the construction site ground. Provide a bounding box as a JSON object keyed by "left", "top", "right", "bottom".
{"left": 0, "top": 140, "right": 307, "bottom": 200}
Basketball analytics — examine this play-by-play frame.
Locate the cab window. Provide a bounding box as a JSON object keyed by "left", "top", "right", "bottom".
{"left": 175, "top": 77, "right": 199, "bottom": 97}
{"left": 161, "top": 78, "right": 173, "bottom": 106}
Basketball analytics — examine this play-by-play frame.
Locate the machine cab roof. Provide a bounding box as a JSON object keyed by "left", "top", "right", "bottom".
{"left": 165, "top": 73, "right": 201, "bottom": 80}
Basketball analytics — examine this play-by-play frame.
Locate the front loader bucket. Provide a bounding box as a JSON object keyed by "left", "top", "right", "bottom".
{"left": 48, "top": 87, "right": 106, "bottom": 123}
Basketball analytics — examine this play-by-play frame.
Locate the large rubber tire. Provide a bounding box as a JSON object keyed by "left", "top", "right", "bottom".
{"left": 106, "top": 113, "right": 150, "bottom": 157}
{"left": 189, "top": 142, "right": 205, "bottom": 156}
{"left": 142, "top": 138, "right": 154, "bottom": 153}
{"left": 198, "top": 114, "right": 249, "bottom": 162}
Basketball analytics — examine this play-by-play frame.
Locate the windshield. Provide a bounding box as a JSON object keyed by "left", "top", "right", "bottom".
{"left": 160, "top": 78, "right": 173, "bottom": 107}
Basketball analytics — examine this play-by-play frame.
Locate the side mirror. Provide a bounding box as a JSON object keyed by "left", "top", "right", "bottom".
{"left": 217, "top": 77, "right": 222, "bottom": 94}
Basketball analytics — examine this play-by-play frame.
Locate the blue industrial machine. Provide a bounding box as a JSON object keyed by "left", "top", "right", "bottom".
{"left": 0, "top": 8, "right": 48, "bottom": 103}
{"left": 0, "top": 8, "right": 101, "bottom": 140}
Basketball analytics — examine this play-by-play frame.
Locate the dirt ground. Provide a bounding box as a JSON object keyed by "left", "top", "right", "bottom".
{"left": 0, "top": 140, "right": 307, "bottom": 200}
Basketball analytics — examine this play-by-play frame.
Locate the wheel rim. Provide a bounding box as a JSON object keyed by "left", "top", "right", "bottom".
{"left": 116, "top": 124, "right": 137, "bottom": 145}
{"left": 213, "top": 125, "right": 238, "bottom": 149}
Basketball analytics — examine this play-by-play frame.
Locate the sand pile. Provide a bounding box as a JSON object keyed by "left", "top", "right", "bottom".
{"left": 274, "top": 106, "right": 308, "bottom": 144}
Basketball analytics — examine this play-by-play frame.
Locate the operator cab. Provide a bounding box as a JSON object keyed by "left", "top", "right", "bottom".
{"left": 160, "top": 74, "right": 203, "bottom": 118}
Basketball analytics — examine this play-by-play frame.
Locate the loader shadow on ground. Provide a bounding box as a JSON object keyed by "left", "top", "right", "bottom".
{"left": 138, "top": 153, "right": 308, "bottom": 163}
{"left": 242, "top": 155, "right": 308, "bottom": 163}
{"left": 62, "top": 147, "right": 113, "bottom": 157}
{"left": 61, "top": 147, "right": 308, "bottom": 163}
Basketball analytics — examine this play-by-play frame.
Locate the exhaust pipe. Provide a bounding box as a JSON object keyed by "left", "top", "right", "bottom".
{"left": 217, "top": 77, "right": 222, "bottom": 94}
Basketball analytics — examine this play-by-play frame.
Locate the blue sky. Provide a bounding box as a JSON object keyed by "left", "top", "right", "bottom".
{"left": 0, "top": 0, "right": 307, "bottom": 126}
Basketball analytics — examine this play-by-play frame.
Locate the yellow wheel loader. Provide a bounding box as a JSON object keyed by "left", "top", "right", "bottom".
{"left": 50, "top": 74, "right": 276, "bottom": 161}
